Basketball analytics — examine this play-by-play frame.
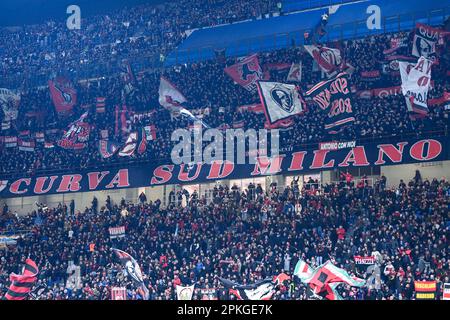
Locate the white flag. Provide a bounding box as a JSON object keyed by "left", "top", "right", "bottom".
{"left": 256, "top": 81, "right": 305, "bottom": 124}
{"left": 118, "top": 132, "right": 137, "bottom": 157}
{"left": 158, "top": 77, "right": 187, "bottom": 113}
{"left": 176, "top": 284, "right": 195, "bottom": 300}
{"left": 287, "top": 62, "right": 302, "bottom": 82}
{"left": 399, "top": 56, "right": 432, "bottom": 115}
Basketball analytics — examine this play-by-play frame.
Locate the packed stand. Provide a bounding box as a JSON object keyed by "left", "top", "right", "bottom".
{"left": 0, "top": 171, "right": 448, "bottom": 299}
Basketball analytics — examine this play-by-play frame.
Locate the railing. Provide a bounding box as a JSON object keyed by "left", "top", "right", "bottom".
{"left": 282, "top": 0, "right": 361, "bottom": 14}
{"left": 2, "top": 5, "right": 447, "bottom": 88}
{"left": 167, "top": 6, "right": 449, "bottom": 65}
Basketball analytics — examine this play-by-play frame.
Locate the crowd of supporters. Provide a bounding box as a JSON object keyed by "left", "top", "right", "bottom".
{"left": 0, "top": 0, "right": 276, "bottom": 88}
{"left": 1, "top": 27, "right": 449, "bottom": 178}
{"left": 0, "top": 172, "right": 448, "bottom": 300}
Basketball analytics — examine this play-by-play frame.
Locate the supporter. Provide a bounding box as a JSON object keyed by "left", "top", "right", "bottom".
{"left": 0, "top": 28, "right": 448, "bottom": 177}
{"left": 0, "top": 173, "right": 447, "bottom": 300}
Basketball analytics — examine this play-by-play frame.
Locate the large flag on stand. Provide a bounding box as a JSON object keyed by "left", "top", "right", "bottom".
{"left": 111, "top": 248, "right": 149, "bottom": 300}
{"left": 48, "top": 77, "right": 77, "bottom": 116}
{"left": 176, "top": 284, "right": 195, "bottom": 300}
{"left": 218, "top": 273, "right": 290, "bottom": 300}
{"left": 306, "top": 72, "right": 355, "bottom": 133}
{"left": 0, "top": 88, "right": 20, "bottom": 122}
{"left": 5, "top": 258, "right": 39, "bottom": 300}
{"left": 294, "top": 259, "right": 365, "bottom": 300}
{"left": 412, "top": 23, "right": 441, "bottom": 61}
{"left": 399, "top": 56, "right": 432, "bottom": 118}
{"left": 224, "top": 54, "right": 264, "bottom": 92}
{"left": 159, "top": 77, "right": 187, "bottom": 113}
{"left": 256, "top": 81, "right": 305, "bottom": 125}
{"left": 57, "top": 112, "right": 90, "bottom": 150}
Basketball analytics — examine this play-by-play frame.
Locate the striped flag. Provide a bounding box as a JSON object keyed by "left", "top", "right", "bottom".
{"left": 5, "top": 259, "right": 39, "bottom": 300}
{"left": 96, "top": 97, "right": 106, "bottom": 113}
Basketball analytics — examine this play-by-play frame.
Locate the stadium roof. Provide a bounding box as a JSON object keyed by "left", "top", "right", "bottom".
{"left": 0, "top": 0, "right": 168, "bottom": 27}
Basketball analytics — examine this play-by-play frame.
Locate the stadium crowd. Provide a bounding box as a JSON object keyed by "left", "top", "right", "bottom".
{"left": 0, "top": 172, "right": 448, "bottom": 300}
{"left": 0, "top": 0, "right": 277, "bottom": 88}
{"left": 1, "top": 28, "right": 449, "bottom": 178}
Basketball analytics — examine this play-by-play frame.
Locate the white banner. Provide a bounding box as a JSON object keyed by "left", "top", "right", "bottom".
{"left": 0, "top": 88, "right": 20, "bottom": 122}
{"left": 399, "top": 56, "right": 432, "bottom": 115}
{"left": 109, "top": 226, "right": 126, "bottom": 239}
{"left": 176, "top": 284, "right": 195, "bottom": 300}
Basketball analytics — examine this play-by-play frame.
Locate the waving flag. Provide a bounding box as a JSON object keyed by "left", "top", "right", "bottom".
{"left": 257, "top": 81, "right": 305, "bottom": 125}
{"left": 118, "top": 129, "right": 146, "bottom": 157}
{"left": 111, "top": 248, "right": 149, "bottom": 300}
{"left": 159, "top": 77, "right": 187, "bottom": 113}
{"left": 399, "top": 56, "right": 432, "bottom": 117}
{"left": 218, "top": 277, "right": 276, "bottom": 300}
{"left": 293, "top": 259, "right": 313, "bottom": 282}
{"left": 57, "top": 112, "right": 90, "bottom": 150}
{"left": 118, "top": 132, "right": 137, "bottom": 157}
{"left": 218, "top": 274, "right": 289, "bottom": 300}
{"left": 48, "top": 77, "right": 77, "bottom": 116}
{"left": 306, "top": 72, "right": 355, "bottom": 133}
{"left": 5, "top": 259, "right": 39, "bottom": 300}
{"left": 224, "top": 54, "right": 263, "bottom": 92}
{"left": 293, "top": 259, "right": 365, "bottom": 300}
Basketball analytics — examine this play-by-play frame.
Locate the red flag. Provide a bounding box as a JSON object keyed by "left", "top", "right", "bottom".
{"left": 5, "top": 259, "right": 39, "bottom": 300}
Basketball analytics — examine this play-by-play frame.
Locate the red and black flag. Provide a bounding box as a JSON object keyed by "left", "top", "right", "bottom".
{"left": 306, "top": 72, "right": 355, "bottom": 134}
{"left": 5, "top": 258, "right": 39, "bottom": 300}
{"left": 48, "top": 77, "right": 77, "bottom": 116}
{"left": 111, "top": 248, "right": 149, "bottom": 300}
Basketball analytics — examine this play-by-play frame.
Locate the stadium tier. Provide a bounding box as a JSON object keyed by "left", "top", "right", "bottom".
{"left": 0, "top": 0, "right": 448, "bottom": 302}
